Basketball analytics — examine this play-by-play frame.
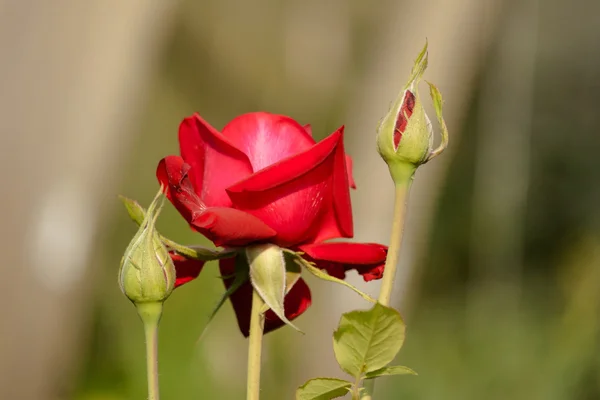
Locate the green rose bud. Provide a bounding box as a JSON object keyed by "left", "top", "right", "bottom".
{"left": 119, "top": 188, "right": 176, "bottom": 304}
{"left": 376, "top": 40, "right": 448, "bottom": 183}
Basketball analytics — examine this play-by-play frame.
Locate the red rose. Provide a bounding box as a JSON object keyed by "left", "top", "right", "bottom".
{"left": 157, "top": 112, "right": 387, "bottom": 336}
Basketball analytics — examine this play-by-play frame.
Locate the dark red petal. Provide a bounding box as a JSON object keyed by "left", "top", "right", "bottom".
{"left": 220, "top": 257, "right": 312, "bottom": 337}
{"left": 222, "top": 112, "right": 315, "bottom": 172}
{"left": 226, "top": 128, "right": 351, "bottom": 247}
{"left": 309, "top": 259, "right": 347, "bottom": 279}
{"left": 393, "top": 90, "right": 416, "bottom": 149}
{"left": 179, "top": 114, "right": 253, "bottom": 207}
{"left": 299, "top": 242, "right": 388, "bottom": 282}
{"left": 219, "top": 257, "right": 252, "bottom": 336}
{"left": 345, "top": 154, "right": 356, "bottom": 189}
{"left": 355, "top": 263, "right": 385, "bottom": 282}
{"left": 170, "top": 252, "right": 205, "bottom": 288}
{"left": 157, "top": 156, "right": 276, "bottom": 247}
{"left": 156, "top": 155, "right": 204, "bottom": 224}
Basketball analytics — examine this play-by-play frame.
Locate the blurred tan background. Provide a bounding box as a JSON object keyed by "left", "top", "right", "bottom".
{"left": 1, "top": 0, "right": 599, "bottom": 399}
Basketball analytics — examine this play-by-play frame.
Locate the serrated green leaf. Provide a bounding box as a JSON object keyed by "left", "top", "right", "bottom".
{"left": 247, "top": 244, "right": 302, "bottom": 332}
{"left": 364, "top": 365, "right": 417, "bottom": 379}
{"left": 290, "top": 253, "right": 375, "bottom": 304}
{"left": 333, "top": 303, "right": 406, "bottom": 378}
{"left": 295, "top": 378, "right": 352, "bottom": 400}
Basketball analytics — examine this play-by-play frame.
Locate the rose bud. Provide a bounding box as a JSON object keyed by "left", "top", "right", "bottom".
{"left": 119, "top": 188, "right": 176, "bottom": 304}
{"left": 376, "top": 41, "right": 448, "bottom": 183}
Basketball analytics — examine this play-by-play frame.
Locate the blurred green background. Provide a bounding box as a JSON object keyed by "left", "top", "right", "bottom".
{"left": 1, "top": 0, "right": 600, "bottom": 399}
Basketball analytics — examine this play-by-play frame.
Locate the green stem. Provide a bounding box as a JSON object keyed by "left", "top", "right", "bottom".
{"left": 136, "top": 302, "right": 163, "bottom": 400}
{"left": 365, "top": 170, "right": 414, "bottom": 399}
{"left": 247, "top": 289, "right": 266, "bottom": 400}
{"left": 378, "top": 179, "right": 413, "bottom": 306}
{"left": 349, "top": 374, "right": 358, "bottom": 400}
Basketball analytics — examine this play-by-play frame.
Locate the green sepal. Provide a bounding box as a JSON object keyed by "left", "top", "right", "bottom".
{"left": 119, "top": 194, "right": 235, "bottom": 262}
{"left": 424, "top": 81, "right": 449, "bottom": 161}
{"left": 404, "top": 39, "right": 429, "bottom": 90}
{"left": 333, "top": 303, "right": 406, "bottom": 379}
{"left": 364, "top": 365, "right": 417, "bottom": 379}
{"left": 166, "top": 241, "right": 236, "bottom": 261}
{"left": 247, "top": 244, "right": 302, "bottom": 333}
{"left": 258, "top": 256, "right": 303, "bottom": 314}
{"left": 287, "top": 250, "right": 376, "bottom": 304}
{"left": 119, "top": 195, "right": 146, "bottom": 225}
{"left": 295, "top": 378, "right": 352, "bottom": 400}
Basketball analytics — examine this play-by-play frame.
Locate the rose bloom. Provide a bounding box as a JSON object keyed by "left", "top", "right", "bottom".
{"left": 157, "top": 112, "right": 387, "bottom": 336}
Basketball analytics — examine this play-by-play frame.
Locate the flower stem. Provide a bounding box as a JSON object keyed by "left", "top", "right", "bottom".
{"left": 378, "top": 177, "right": 413, "bottom": 306}
{"left": 247, "top": 288, "right": 266, "bottom": 400}
{"left": 364, "top": 168, "right": 414, "bottom": 399}
{"left": 136, "top": 302, "right": 163, "bottom": 400}
{"left": 352, "top": 375, "right": 364, "bottom": 400}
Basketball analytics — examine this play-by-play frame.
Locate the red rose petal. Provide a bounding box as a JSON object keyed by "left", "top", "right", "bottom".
{"left": 299, "top": 242, "right": 388, "bottom": 281}
{"left": 179, "top": 114, "right": 253, "bottom": 207}
{"left": 170, "top": 253, "right": 205, "bottom": 288}
{"left": 222, "top": 112, "right": 316, "bottom": 172}
{"left": 156, "top": 155, "right": 205, "bottom": 224}
{"left": 306, "top": 126, "right": 353, "bottom": 243}
{"left": 193, "top": 206, "right": 277, "bottom": 247}
{"left": 393, "top": 90, "right": 416, "bottom": 149}
{"left": 226, "top": 129, "right": 351, "bottom": 247}
{"left": 157, "top": 156, "right": 276, "bottom": 247}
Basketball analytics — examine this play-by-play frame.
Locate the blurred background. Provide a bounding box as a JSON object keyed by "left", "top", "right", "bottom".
{"left": 1, "top": 0, "right": 599, "bottom": 398}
